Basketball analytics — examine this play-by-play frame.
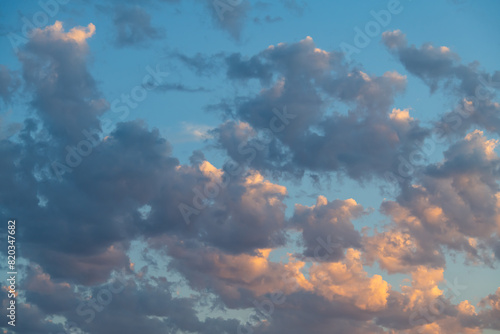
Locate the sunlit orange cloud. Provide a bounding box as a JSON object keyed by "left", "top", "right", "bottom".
{"left": 364, "top": 229, "right": 421, "bottom": 273}
{"left": 402, "top": 266, "right": 444, "bottom": 311}
{"left": 309, "top": 248, "right": 390, "bottom": 311}
{"left": 166, "top": 242, "right": 310, "bottom": 298}
{"left": 32, "top": 21, "right": 96, "bottom": 45}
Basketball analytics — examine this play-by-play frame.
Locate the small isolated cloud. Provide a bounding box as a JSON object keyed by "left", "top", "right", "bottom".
{"left": 113, "top": 5, "right": 165, "bottom": 47}
{"left": 290, "top": 196, "right": 365, "bottom": 262}
{"left": 253, "top": 15, "right": 283, "bottom": 24}
{"left": 280, "top": 0, "right": 307, "bottom": 15}
{"left": 173, "top": 122, "right": 214, "bottom": 142}
{"left": 172, "top": 51, "right": 225, "bottom": 76}
{"left": 202, "top": 0, "right": 251, "bottom": 40}
{"left": 154, "top": 82, "right": 210, "bottom": 93}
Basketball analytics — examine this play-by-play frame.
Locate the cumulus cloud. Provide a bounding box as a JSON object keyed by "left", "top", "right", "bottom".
{"left": 478, "top": 288, "right": 500, "bottom": 330}
{"left": 309, "top": 248, "right": 391, "bottom": 311}
{"left": 5, "top": 264, "right": 239, "bottom": 334}
{"left": 378, "top": 129, "right": 500, "bottom": 269}
{"left": 210, "top": 36, "right": 429, "bottom": 181}
{"left": 383, "top": 29, "right": 500, "bottom": 137}
{"left": 2, "top": 18, "right": 500, "bottom": 334}
{"left": 290, "top": 196, "right": 365, "bottom": 262}
{"left": 18, "top": 21, "right": 105, "bottom": 142}
{"left": 1, "top": 21, "right": 291, "bottom": 291}
{"left": 158, "top": 237, "right": 309, "bottom": 307}
{"left": 364, "top": 228, "right": 445, "bottom": 274}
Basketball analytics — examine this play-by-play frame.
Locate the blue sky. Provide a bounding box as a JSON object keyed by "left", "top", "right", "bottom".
{"left": 1, "top": 0, "right": 500, "bottom": 333}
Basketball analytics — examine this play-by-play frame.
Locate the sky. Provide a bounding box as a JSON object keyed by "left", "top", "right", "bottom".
{"left": 1, "top": 0, "right": 500, "bottom": 333}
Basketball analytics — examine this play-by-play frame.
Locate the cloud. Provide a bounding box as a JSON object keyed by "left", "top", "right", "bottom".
{"left": 378, "top": 129, "right": 500, "bottom": 269}
{"left": 226, "top": 52, "right": 274, "bottom": 84}
{"left": 0, "top": 109, "right": 23, "bottom": 140}
{"left": 154, "top": 82, "right": 210, "bottom": 92}
{"left": 401, "top": 266, "right": 444, "bottom": 310}
{"left": 253, "top": 15, "right": 283, "bottom": 24}
{"left": 309, "top": 249, "right": 391, "bottom": 311}
{"left": 3, "top": 121, "right": 180, "bottom": 284}
{"left": 280, "top": 0, "right": 307, "bottom": 15}
{"left": 171, "top": 163, "right": 289, "bottom": 253}
{"left": 18, "top": 21, "right": 105, "bottom": 143}
{"left": 114, "top": 0, "right": 247, "bottom": 40}
{"left": 478, "top": 288, "right": 500, "bottom": 330}
{"left": 3, "top": 264, "right": 240, "bottom": 334}
{"left": 167, "top": 122, "right": 213, "bottom": 143}
{"left": 158, "top": 237, "right": 309, "bottom": 307}
{"left": 36, "top": 21, "right": 96, "bottom": 44}
{"left": 382, "top": 29, "right": 461, "bottom": 93}
{"left": 363, "top": 228, "right": 445, "bottom": 274}
{"left": 383, "top": 29, "right": 500, "bottom": 137}
{"left": 200, "top": 0, "right": 251, "bottom": 40}
{"left": 2, "top": 18, "right": 500, "bottom": 334}
{"left": 112, "top": 5, "right": 165, "bottom": 47}
{"left": 172, "top": 51, "right": 225, "bottom": 76}
{"left": 0, "top": 65, "right": 20, "bottom": 104}
{"left": 210, "top": 36, "right": 429, "bottom": 181}
{"left": 290, "top": 196, "right": 365, "bottom": 262}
